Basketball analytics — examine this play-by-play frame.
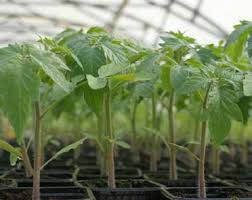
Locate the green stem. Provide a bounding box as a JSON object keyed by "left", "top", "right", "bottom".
{"left": 33, "top": 101, "right": 42, "bottom": 200}
{"left": 190, "top": 119, "right": 200, "bottom": 169}
{"left": 168, "top": 89, "right": 177, "bottom": 180}
{"left": 105, "top": 90, "right": 116, "bottom": 188}
{"left": 198, "top": 83, "right": 211, "bottom": 199}
{"left": 150, "top": 93, "right": 158, "bottom": 172}
{"left": 241, "top": 126, "right": 248, "bottom": 165}
{"left": 21, "top": 142, "right": 33, "bottom": 177}
{"left": 212, "top": 146, "right": 220, "bottom": 175}
{"left": 131, "top": 100, "right": 140, "bottom": 163}
{"left": 97, "top": 114, "right": 106, "bottom": 176}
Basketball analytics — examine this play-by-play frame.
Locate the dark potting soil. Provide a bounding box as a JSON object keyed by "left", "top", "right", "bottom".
{"left": 0, "top": 188, "right": 32, "bottom": 200}
{"left": 167, "top": 186, "right": 252, "bottom": 199}
{"left": 91, "top": 187, "right": 167, "bottom": 200}
{"left": 78, "top": 178, "right": 154, "bottom": 188}
{"left": 0, "top": 187, "right": 88, "bottom": 200}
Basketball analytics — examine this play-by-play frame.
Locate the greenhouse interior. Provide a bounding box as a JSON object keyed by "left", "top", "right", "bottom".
{"left": 1, "top": 0, "right": 252, "bottom": 199}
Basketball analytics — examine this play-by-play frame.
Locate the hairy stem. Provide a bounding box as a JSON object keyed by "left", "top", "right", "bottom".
{"left": 212, "top": 147, "right": 220, "bottom": 175}
{"left": 105, "top": 90, "right": 116, "bottom": 188}
{"left": 97, "top": 114, "right": 106, "bottom": 176}
{"left": 168, "top": 89, "right": 177, "bottom": 180}
{"left": 241, "top": 126, "right": 248, "bottom": 166}
{"left": 131, "top": 101, "right": 140, "bottom": 163}
{"left": 150, "top": 93, "right": 158, "bottom": 172}
{"left": 189, "top": 119, "right": 200, "bottom": 169}
{"left": 198, "top": 83, "right": 211, "bottom": 199}
{"left": 21, "top": 143, "right": 33, "bottom": 177}
{"left": 40, "top": 131, "right": 45, "bottom": 166}
{"left": 33, "top": 101, "right": 42, "bottom": 200}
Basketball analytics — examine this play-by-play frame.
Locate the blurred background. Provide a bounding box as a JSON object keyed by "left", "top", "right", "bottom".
{"left": 0, "top": 0, "right": 251, "bottom": 47}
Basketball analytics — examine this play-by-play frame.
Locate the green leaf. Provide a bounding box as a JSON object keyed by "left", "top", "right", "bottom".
{"left": 161, "top": 65, "right": 171, "bottom": 91}
{"left": 115, "top": 140, "right": 130, "bottom": 149}
{"left": 101, "top": 41, "right": 128, "bottom": 65}
{"left": 171, "top": 66, "right": 208, "bottom": 95}
{"left": 110, "top": 73, "right": 135, "bottom": 82}
{"left": 58, "top": 30, "right": 88, "bottom": 48}
{"left": 244, "top": 73, "right": 252, "bottom": 96}
{"left": 134, "top": 82, "right": 154, "bottom": 98}
{"left": 30, "top": 48, "right": 72, "bottom": 93}
{"left": 196, "top": 47, "right": 218, "bottom": 64}
{"left": 0, "top": 139, "right": 22, "bottom": 157}
{"left": 135, "top": 53, "right": 161, "bottom": 80}
{"left": 225, "top": 21, "right": 252, "bottom": 61}
{"left": 160, "top": 32, "right": 194, "bottom": 51}
{"left": 98, "top": 63, "right": 130, "bottom": 78}
{"left": 238, "top": 96, "right": 252, "bottom": 125}
{"left": 83, "top": 85, "right": 105, "bottom": 117}
{"left": 226, "top": 33, "right": 247, "bottom": 62}
{"left": 10, "top": 153, "right": 19, "bottom": 166}
{"left": 76, "top": 46, "right": 106, "bottom": 76}
{"left": 41, "top": 137, "right": 87, "bottom": 170}
{"left": 87, "top": 27, "right": 108, "bottom": 34}
{"left": 247, "top": 33, "right": 252, "bottom": 57}
{"left": 226, "top": 21, "right": 252, "bottom": 46}
{"left": 56, "top": 31, "right": 103, "bottom": 76}
{"left": 54, "top": 28, "right": 77, "bottom": 43}
{"left": 224, "top": 101, "right": 243, "bottom": 122}
{"left": 0, "top": 45, "right": 40, "bottom": 143}
{"left": 219, "top": 145, "right": 230, "bottom": 154}
{"left": 39, "top": 37, "right": 84, "bottom": 71}
{"left": 86, "top": 74, "right": 107, "bottom": 90}
{"left": 208, "top": 110, "right": 231, "bottom": 145}
{"left": 208, "top": 86, "right": 242, "bottom": 122}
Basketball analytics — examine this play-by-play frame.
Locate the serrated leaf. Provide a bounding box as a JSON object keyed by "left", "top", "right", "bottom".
{"left": 83, "top": 85, "right": 105, "bottom": 117}
{"left": 0, "top": 45, "right": 40, "bottom": 143}
{"left": 244, "top": 73, "right": 252, "bottom": 96}
{"left": 54, "top": 28, "right": 77, "bottom": 43}
{"left": 247, "top": 33, "right": 252, "bottom": 57}
{"left": 207, "top": 86, "right": 242, "bottom": 144}
{"left": 135, "top": 53, "right": 161, "bottom": 80}
{"left": 101, "top": 41, "right": 128, "bottom": 65}
{"left": 208, "top": 86, "right": 242, "bottom": 122}
{"left": 134, "top": 82, "right": 154, "bottom": 98}
{"left": 86, "top": 74, "right": 107, "bottom": 90}
{"left": 208, "top": 110, "right": 231, "bottom": 145}
{"left": 226, "top": 21, "right": 252, "bottom": 46}
{"left": 225, "top": 21, "right": 252, "bottom": 61}
{"left": 160, "top": 32, "right": 193, "bottom": 50}
{"left": 196, "top": 47, "right": 218, "bottom": 64}
{"left": 30, "top": 48, "right": 72, "bottom": 92}
{"left": 76, "top": 46, "right": 106, "bottom": 76}
{"left": 238, "top": 96, "right": 252, "bottom": 125}
{"left": 171, "top": 66, "right": 208, "bottom": 95}
{"left": 98, "top": 63, "right": 131, "bottom": 78}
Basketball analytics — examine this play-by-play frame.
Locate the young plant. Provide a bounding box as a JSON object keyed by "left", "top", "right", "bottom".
{"left": 159, "top": 32, "right": 196, "bottom": 180}
{"left": 47, "top": 27, "right": 143, "bottom": 188}
{"left": 171, "top": 42, "right": 244, "bottom": 198}
{"left": 0, "top": 43, "right": 89, "bottom": 200}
